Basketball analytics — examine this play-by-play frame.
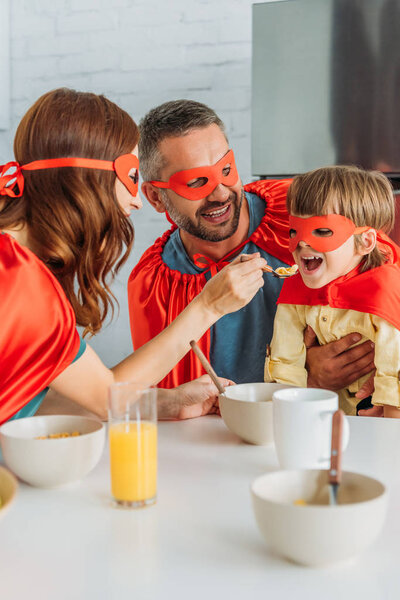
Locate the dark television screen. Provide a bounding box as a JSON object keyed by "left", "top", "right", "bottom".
{"left": 252, "top": 0, "right": 400, "bottom": 180}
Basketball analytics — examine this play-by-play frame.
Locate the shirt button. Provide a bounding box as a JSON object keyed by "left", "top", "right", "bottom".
{"left": 322, "top": 316, "right": 327, "bottom": 322}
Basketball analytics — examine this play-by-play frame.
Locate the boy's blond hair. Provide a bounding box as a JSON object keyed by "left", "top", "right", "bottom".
{"left": 287, "top": 165, "right": 395, "bottom": 271}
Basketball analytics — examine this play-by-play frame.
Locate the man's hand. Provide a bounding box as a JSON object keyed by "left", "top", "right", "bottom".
{"left": 355, "top": 371, "right": 375, "bottom": 400}
{"left": 305, "top": 326, "right": 375, "bottom": 391}
{"left": 157, "top": 375, "right": 234, "bottom": 420}
{"left": 358, "top": 403, "right": 400, "bottom": 418}
{"left": 200, "top": 253, "right": 267, "bottom": 320}
{"left": 358, "top": 405, "right": 383, "bottom": 417}
{"left": 355, "top": 371, "right": 381, "bottom": 416}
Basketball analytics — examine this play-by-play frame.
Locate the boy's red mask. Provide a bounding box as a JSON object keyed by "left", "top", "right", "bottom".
{"left": 288, "top": 214, "right": 371, "bottom": 253}
{"left": 149, "top": 149, "right": 239, "bottom": 201}
{"left": 0, "top": 153, "right": 139, "bottom": 198}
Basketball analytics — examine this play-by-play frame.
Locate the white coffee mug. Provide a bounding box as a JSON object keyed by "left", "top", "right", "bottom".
{"left": 272, "top": 388, "right": 350, "bottom": 469}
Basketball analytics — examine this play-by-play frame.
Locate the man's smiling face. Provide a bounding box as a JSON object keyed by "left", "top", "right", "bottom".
{"left": 156, "top": 124, "right": 244, "bottom": 242}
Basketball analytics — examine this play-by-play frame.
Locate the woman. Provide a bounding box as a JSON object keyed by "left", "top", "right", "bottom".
{"left": 0, "top": 88, "right": 266, "bottom": 423}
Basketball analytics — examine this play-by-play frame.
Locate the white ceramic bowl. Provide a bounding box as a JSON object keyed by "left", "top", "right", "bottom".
{"left": 0, "top": 466, "right": 18, "bottom": 520}
{"left": 0, "top": 415, "right": 105, "bottom": 488}
{"left": 219, "top": 383, "right": 294, "bottom": 445}
{"left": 251, "top": 469, "right": 387, "bottom": 567}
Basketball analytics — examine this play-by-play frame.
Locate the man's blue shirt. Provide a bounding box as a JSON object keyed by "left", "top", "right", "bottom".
{"left": 161, "top": 192, "right": 287, "bottom": 383}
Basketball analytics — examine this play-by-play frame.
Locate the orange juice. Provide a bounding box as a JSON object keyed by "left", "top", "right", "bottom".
{"left": 109, "top": 421, "right": 157, "bottom": 504}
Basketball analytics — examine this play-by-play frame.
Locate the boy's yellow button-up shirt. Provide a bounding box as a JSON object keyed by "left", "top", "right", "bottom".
{"left": 264, "top": 303, "right": 400, "bottom": 415}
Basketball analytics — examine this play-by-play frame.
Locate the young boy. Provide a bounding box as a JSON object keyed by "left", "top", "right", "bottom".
{"left": 265, "top": 165, "right": 400, "bottom": 416}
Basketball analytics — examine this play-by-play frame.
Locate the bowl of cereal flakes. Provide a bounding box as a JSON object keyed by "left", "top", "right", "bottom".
{"left": 0, "top": 415, "right": 105, "bottom": 488}
{"left": 219, "top": 382, "right": 295, "bottom": 445}
{"left": 251, "top": 469, "right": 387, "bottom": 567}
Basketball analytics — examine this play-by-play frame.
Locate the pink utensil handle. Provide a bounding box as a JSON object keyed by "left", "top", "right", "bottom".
{"left": 329, "top": 409, "right": 344, "bottom": 485}
{"left": 189, "top": 340, "right": 226, "bottom": 395}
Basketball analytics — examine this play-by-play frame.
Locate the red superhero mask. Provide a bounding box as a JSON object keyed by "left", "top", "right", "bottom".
{"left": 0, "top": 153, "right": 139, "bottom": 198}
{"left": 149, "top": 149, "right": 239, "bottom": 201}
{"left": 288, "top": 214, "right": 371, "bottom": 253}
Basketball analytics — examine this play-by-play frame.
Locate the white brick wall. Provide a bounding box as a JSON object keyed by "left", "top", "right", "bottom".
{"left": 0, "top": 0, "right": 280, "bottom": 366}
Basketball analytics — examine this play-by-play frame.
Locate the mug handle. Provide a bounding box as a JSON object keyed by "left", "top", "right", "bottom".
{"left": 319, "top": 410, "right": 350, "bottom": 462}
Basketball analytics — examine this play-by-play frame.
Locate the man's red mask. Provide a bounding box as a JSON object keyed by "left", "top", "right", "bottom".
{"left": 149, "top": 149, "right": 239, "bottom": 201}
{"left": 0, "top": 153, "right": 139, "bottom": 198}
{"left": 288, "top": 214, "right": 371, "bottom": 253}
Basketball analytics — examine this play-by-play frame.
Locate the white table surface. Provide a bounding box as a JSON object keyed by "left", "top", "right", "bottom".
{"left": 1, "top": 415, "right": 400, "bottom": 600}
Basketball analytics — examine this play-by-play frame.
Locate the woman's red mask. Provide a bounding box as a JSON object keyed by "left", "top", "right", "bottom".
{"left": 149, "top": 149, "right": 239, "bottom": 201}
{"left": 288, "top": 214, "right": 371, "bottom": 253}
{"left": 0, "top": 153, "right": 139, "bottom": 198}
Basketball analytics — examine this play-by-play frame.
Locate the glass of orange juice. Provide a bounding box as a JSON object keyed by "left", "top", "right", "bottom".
{"left": 108, "top": 382, "right": 157, "bottom": 508}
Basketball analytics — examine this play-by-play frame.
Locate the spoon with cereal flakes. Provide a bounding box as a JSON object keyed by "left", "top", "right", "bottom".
{"left": 239, "top": 254, "right": 298, "bottom": 279}
{"left": 262, "top": 264, "right": 298, "bottom": 279}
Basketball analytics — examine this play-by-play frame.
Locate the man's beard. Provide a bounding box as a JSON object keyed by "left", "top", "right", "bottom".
{"left": 161, "top": 188, "right": 244, "bottom": 242}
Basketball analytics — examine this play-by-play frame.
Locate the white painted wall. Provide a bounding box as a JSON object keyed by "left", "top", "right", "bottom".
{"left": 1, "top": 0, "right": 281, "bottom": 365}
{"left": 0, "top": 0, "right": 10, "bottom": 130}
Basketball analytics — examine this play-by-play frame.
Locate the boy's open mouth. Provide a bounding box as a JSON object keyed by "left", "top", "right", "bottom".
{"left": 301, "top": 256, "right": 323, "bottom": 272}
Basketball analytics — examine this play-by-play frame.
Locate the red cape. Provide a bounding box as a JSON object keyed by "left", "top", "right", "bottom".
{"left": 278, "top": 232, "right": 400, "bottom": 329}
{"left": 128, "top": 179, "right": 293, "bottom": 388}
{"left": 0, "top": 233, "right": 80, "bottom": 423}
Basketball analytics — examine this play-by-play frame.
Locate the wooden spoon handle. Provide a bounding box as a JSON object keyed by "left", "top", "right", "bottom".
{"left": 189, "top": 340, "right": 226, "bottom": 395}
{"left": 329, "top": 409, "right": 344, "bottom": 485}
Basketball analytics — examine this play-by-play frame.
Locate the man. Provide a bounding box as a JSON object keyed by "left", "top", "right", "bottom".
{"left": 128, "top": 100, "right": 374, "bottom": 398}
